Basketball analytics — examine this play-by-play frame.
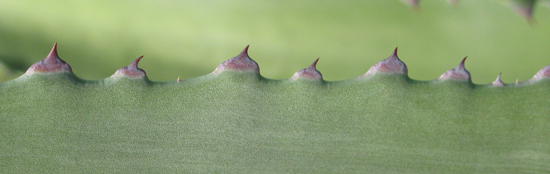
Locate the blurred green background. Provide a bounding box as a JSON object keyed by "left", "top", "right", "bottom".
{"left": 0, "top": 0, "right": 549, "bottom": 84}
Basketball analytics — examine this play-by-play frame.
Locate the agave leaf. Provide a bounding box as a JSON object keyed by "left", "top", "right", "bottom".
{"left": 1, "top": 45, "right": 549, "bottom": 173}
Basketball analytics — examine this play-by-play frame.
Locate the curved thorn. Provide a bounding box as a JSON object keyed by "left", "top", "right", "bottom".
{"left": 177, "top": 76, "right": 181, "bottom": 82}
{"left": 46, "top": 42, "right": 59, "bottom": 61}
{"left": 291, "top": 58, "right": 323, "bottom": 80}
{"left": 241, "top": 45, "right": 250, "bottom": 56}
{"left": 213, "top": 45, "right": 259, "bottom": 73}
{"left": 128, "top": 55, "right": 144, "bottom": 70}
{"left": 516, "top": 78, "right": 519, "bottom": 84}
{"left": 363, "top": 47, "right": 408, "bottom": 77}
{"left": 437, "top": 57, "right": 471, "bottom": 81}
{"left": 492, "top": 73, "right": 505, "bottom": 86}
{"left": 111, "top": 56, "right": 147, "bottom": 78}
{"left": 24, "top": 43, "right": 73, "bottom": 75}
{"left": 308, "top": 58, "right": 320, "bottom": 70}
{"left": 458, "top": 56, "right": 467, "bottom": 69}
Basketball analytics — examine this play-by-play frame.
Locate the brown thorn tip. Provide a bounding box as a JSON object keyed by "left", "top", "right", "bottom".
{"left": 47, "top": 42, "right": 59, "bottom": 60}
{"left": 363, "top": 48, "right": 408, "bottom": 77}
{"left": 492, "top": 73, "right": 504, "bottom": 86}
{"left": 242, "top": 45, "right": 250, "bottom": 55}
{"left": 24, "top": 43, "right": 72, "bottom": 75}
{"left": 177, "top": 76, "right": 181, "bottom": 82}
{"left": 213, "top": 45, "right": 259, "bottom": 73}
{"left": 309, "top": 58, "right": 320, "bottom": 69}
{"left": 291, "top": 58, "right": 323, "bottom": 80}
{"left": 458, "top": 56, "right": 467, "bottom": 69}
{"left": 129, "top": 55, "right": 144, "bottom": 69}
{"left": 437, "top": 57, "right": 471, "bottom": 81}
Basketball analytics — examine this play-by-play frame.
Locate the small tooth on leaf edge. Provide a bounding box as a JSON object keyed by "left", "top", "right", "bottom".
{"left": 111, "top": 56, "right": 147, "bottom": 78}
{"left": 213, "top": 45, "right": 259, "bottom": 73}
{"left": 24, "top": 43, "right": 73, "bottom": 75}
{"left": 530, "top": 64, "right": 550, "bottom": 81}
{"left": 291, "top": 58, "right": 323, "bottom": 80}
{"left": 492, "top": 73, "right": 504, "bottom": 86}
{"left": 364, "top": 47, "right": 408, "bottom": 77}
{"left": 437, "top": 57, "right": 471, "bottom": 81}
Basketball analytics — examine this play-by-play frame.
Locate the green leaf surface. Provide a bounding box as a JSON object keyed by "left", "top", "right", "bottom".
{"left": 2, "top": 54, "right": 549, "bottom": 173}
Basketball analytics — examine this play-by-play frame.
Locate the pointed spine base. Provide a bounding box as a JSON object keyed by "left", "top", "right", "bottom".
{"left": 437, "top": 57, "right": 471, "bottom": 81}
{"left": 291, "top": 58, "right": 322, "bottom": 80}
{"left": 24, "top": 43, "right": 72, "bottom": 75}
{"left": 111, "top": 56, "right": 147, "bottom": 78}
{"left": 530, "top": 65, "right": 550, "bottom": 81}
{"left": 492, "top": 73, "right": 504, "bottom": 86}
{"left": 213, "top": 45, "right": 259, "bottom": 73}
{"left": 363, "top": 48, "right": 408, "bottom": 77}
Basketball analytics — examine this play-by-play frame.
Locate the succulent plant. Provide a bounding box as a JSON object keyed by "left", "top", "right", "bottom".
{"left": 1, "top": 43, "right": 549, "bottom": 173}
{"left": 2, "top": 0, "right": 549, "bottom": 173}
